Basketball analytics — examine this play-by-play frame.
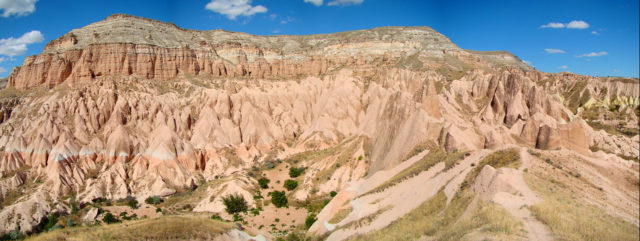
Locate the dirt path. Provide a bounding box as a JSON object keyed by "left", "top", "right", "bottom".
{"left": 507, "top": 148, "right": 553, "bottom": 241}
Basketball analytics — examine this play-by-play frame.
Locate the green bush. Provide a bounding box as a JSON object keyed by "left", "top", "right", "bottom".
{"left": 211, "top": 214, "right": 223, "bottom": 221}
{"left": 305, "top": 213, "right": 317, "bottom": 229}
{"left": 285, "top": 232, "right": 302, "bottom": 241}
{"left": 284, "top": 180, "right": 298, "bottom": 191}
{"left": 102, "top": 212, "right": 119, "bottom": 224}
{"left": 127, "top": 199, "right": 139, "bottom": 209}
{"left": 258, "top": 177, "right": 270, "bottom": 189}
{"left": 145, "top": 196, "right": 163, "bottom": 205}
{"left": 120, "top": 196, "right": 138, "bottom": 209}
{"left": 330, "top": 191, "right": 337, "bottom": 197}
{"left": 35, "top": 213, "right": 59, "bottom": 232}
{"left": 222, "top": 193, "right": 248, "bottom": 214}
{"left": 269, "top": 191, "right": 288, "bottom": 208}
{"left": 289, "top": 167, "right": 305, "bottom": 178}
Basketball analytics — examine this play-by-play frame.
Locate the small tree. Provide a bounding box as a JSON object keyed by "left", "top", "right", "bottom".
{"left": 330, "top": 191, "right": 337, "bottom": 197}
{"left": 289, "top": 167, "right": 304, "bottom": 178}
{"left": 127, "top": 199, "right": 139, "bottom": 209}
{"left": 258, "top": 177, "right": 270, "bottom": 189}
{"left": 222, "top": 193, "right": 248, "bottom": 214}
{"left": 305, "top": 213, "right": 317, "bottom": 229}
{"left": 102, "top": 212, "right": 119, "bottom": 224}
{"left": 269, "top": 191, "right": 288, "bottom": 208}
{"left": 145, "top": 196, "right": 163, "bottom": 205}
{"left": 283, "top": 179, "right": 298, "bottom": 191}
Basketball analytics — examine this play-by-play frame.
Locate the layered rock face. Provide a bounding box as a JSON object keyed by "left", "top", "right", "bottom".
{"left": 0, "top": 14, "right": 638, "bottom": 236}
{"left": 8, "top": 14, "right": 502, "bottom": 89}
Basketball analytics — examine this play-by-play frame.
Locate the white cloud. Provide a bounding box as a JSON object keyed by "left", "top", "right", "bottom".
{"left": 0, "top": 30, "right": 44, "bottom": 56}
{"left": 268, "top": 14, "right": 277, "bottom": 20}
{"left": 304, "top": 0, "right": 363, "bottom": 6}
{"left": 566, "top": 20, "right": 589, "bottom": 29}
{"left": 544, "top": 48, "right": 565, "bottom": 54}
{"left": 591, "top": 30, "right": 599, "bottom": 35}
{"left": 205, "top": 0, "right": 267, "bottom": 20}
{"left": 540, "top": 22, "right": 565, "bottom": 28}
{"left": 0, "top": 57, "right": 5, "bottom": 74}
{"left": 576, "top": 51, "right": 608, "bottom": 58}
{"left": 0, "top": 0, "right": 37, "bottom": 17}
{"left": 558, "top": 65, "right": 568, "bottom": 69}
{"left": 327, "top": 0, "right": 363, "bottom": 6}
{"left": 540, "top": 20, "right": 589, "bottom": 29}
{"left": 304, "top": 0, "right": 323, "bottom": 6}
{"left": 280, "top": 16, "right": 294, "bottom": 24}
{"left": 523, "top": 60, "right": 533, "bottom": 66}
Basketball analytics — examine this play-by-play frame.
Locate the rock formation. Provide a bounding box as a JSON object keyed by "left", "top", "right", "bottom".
{"left": 0, "top": 14, "right": 638, "bottom": 239}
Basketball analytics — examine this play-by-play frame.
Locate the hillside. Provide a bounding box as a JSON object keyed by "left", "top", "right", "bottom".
{"left": 0, "top": 14, "right": 638, "bottom": 241}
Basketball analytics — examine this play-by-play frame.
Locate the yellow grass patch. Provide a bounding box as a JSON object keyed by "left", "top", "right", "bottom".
{"left": 525, "top": 173, "right": 639, "bottom": 241}
{"left": 26, "top": 215, "right": 232, "bottom": 241}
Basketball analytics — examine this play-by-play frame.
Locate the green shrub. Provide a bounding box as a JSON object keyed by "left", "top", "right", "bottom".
{"left": 211, "top": 214, "right": 223, "bottom": 221}
{"left": 156, "top": 208, "right": 162, "bottom": 213}
{"left": 285, "top": 232, "right": 302, "bottom": 241}
{"left": 258, "top": 178, "right": 270, "bottom": 189}
{"left": 145, "top": 196, "right": 163, "bottom": 205}
{"left": 253, "top": 191, "right": 264, "bottom": 200}
{"left": 330, "top": 191, "right": 337, "bottom": 197}
{"left": 284, "top": 180, "right": 298, "bottom": 191}
{"left": 305, "top": 213, "right": 317, "bottom": 229}
{"left": 269, "top": 191, "right": 288, "bottom": 208}
{"left": 120, "top": 196, "right": 138, "bottom": 209}
{"left": 102, "top": 212, "right": 119, "bottom": 224}
{"left": 233, "top": 214, "right": 243, "bottom": 222}
{"left": 127, "top": 199, "right": 139, "bottom": 209}
{"left": 35, "top": 213, "right": 59, "bottom": 232}
{"left": 250, "top": 208, "right": 260, "bottom": 215}
{"left": 222, "top": 193, "right": 248, "bottom": 214}
{"left": 70, "top": 196, "right": 80, "bottom": 214}
{"left": 289, "top": 167, "right": 305, "bottom": 178}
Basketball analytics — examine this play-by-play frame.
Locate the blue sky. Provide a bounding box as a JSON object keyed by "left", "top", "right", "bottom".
{"left": 0, "top": 0, "right": 638, "bottom": 78}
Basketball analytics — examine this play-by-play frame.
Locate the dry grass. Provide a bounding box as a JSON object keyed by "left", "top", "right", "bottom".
{"left": 0, "top": 87, "right": 25, "bottom": 99}
{"left": 525, "top": 173, "right": 639, "bottom": 241}
{"left": 363, "top": 148, "right": 466, "bottom": 196}
{"left": 349, "top": 150, "right": 523, "bottom": 240}
{"left": 439, "top": 200, "right": 521, "bottom": 240}
{"left": 347, "top": 192, "right": 446, "bottom": 241}
{"left": 329, "top": 207, "right": 353, "bottom": 224}
{"left": 26, "top": 215, "right": 233, "bottom": 241}
{"left": 347, "top": 190, "right": 521, "bottom": 241}
{"left": 469, "top": 148, "right": 521, "bottom": 182}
